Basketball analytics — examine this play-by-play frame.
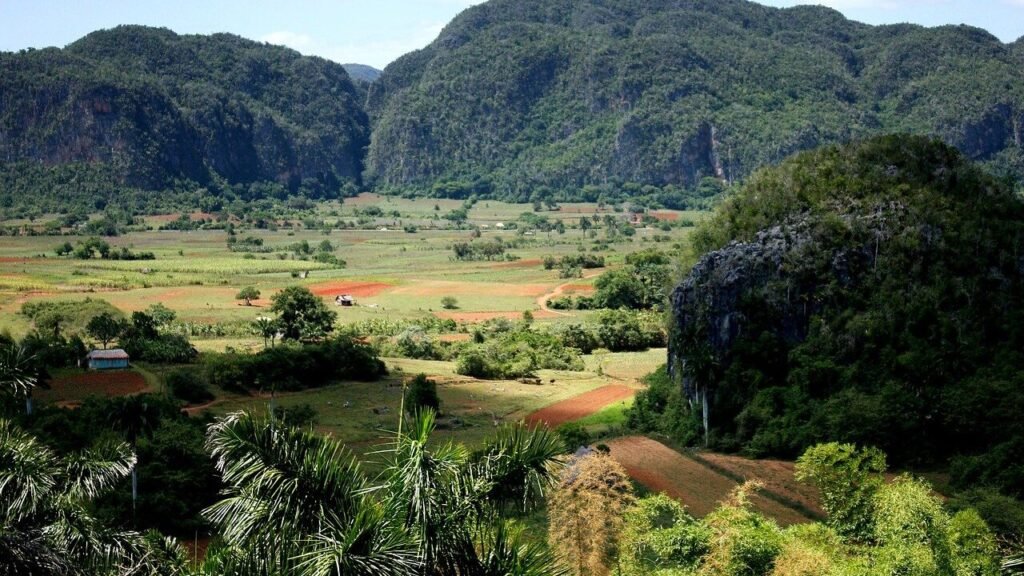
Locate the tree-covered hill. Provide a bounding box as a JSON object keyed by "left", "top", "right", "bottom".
{"left": 343, "top": 63, "right": 382, "bottom": 84}
{"left": 367, "top": 0, "right": 1024, "bottom": 201}
{"left": 632, "top": 135, "right": 1024, "bottom": 496}
{"left": 0, "top": 26, "right": 368, "bottom": 212}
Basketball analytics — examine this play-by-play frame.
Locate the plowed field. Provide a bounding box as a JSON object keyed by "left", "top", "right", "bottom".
{"left": 604, "top": 436, "right": 812, "bottom": 526}
{"left": 525, "top": 384, "right": 636, "bottom": 427}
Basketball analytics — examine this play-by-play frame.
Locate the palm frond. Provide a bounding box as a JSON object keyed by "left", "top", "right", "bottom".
{"left": 296, "top": 505, "right": 419, "bottom": 576}
{"left": 472, "top": 424, "right": 565, "bottom": 512}
{"left": 475, "top": 522, "right": 570, "bottom": 576}
{"left": 0, "top": 345, "right": 38, "bottom": 398}
{"left": 0, "top": 419, "right": 58, "bottom": 523}
{"left": 63, "top": 439, "right": 136, "bottom": 500}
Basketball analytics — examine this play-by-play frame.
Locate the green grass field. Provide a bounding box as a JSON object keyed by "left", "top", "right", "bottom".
{"left": 0, "top": 195, "right": 702, "bottom": 344}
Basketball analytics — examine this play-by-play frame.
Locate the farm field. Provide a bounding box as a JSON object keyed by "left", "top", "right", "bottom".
{"left": 0, "top": 195, "right": 702, "bottom": 343}
{"left": 603, "top": 436, "right": 814, "bottom": 526}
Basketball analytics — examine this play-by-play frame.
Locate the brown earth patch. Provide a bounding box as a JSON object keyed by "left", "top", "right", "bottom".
{"left": 561, "top": 283, "right": 595, "bottom": 294}
{"left": 650, "top": 211, "right": 680, "bottom": 221}
{"left": 525, "top": 384, "right": 636, "bottom": 427}
{"left": 40, "top": 370, "right": 148, "bottom": 403}
{"left": 697, "top": 452, "right": 824, "bottom": 517}
{"left": 603, "top": 437, "right": 811, "bottom": 526}
{"left": 393, "top": 280, "right": 550, "bottom": 298}
{"left": 437, "top": 333, "right": 472, "bottom": 342}
{"left": 491, "top": 258, "right": 542, "bottom": 269}
{"left": 307, "top": 281, "right": 393, "bottom": 298}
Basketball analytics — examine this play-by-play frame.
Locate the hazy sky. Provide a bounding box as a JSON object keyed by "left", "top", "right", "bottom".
{"left": 1, "top": 0, "right": 1022, "bottom": 69}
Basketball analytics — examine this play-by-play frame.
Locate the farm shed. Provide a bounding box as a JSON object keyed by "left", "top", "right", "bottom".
{"left": 86, "top": 349, "right": 129, "bottom": 370}
{"left": 336, "top": 294, "right": 355, "bottom": 306}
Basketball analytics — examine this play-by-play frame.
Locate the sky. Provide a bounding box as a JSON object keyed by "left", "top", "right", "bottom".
{"left": 0, "top": 0, "right": 1022, "bottom": 70}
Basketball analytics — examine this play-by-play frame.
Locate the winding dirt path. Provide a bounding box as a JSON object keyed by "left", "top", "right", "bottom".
{"left": 535, "top": 269, "right": 603, "bottom": 317}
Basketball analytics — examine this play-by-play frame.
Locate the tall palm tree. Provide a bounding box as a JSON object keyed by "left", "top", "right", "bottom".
{"left": 108, "top": 395, "right": 158, "bottom": 523}
{"left": 0, "top": 418, "right": 171, "bottom": 575}
{"left": 201, "top": 410, "right": 567, "bottom": 575}
{"left": 203, "top": 411, "right": 419, "bottom": 575}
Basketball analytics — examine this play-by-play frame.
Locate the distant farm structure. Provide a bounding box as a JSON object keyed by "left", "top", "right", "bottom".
{"left": 86, "top": 349, "right": 129, "bottom": 370}
{"left": 335, "top": 294, "right": 355, "bottom": 307}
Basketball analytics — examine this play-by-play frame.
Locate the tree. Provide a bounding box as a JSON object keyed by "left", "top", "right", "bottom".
{"left": 203, "top": 410, "right": 567, "bottom": 575}
{"left": 441, "top": 296, "right": 459, "bottom": 309}
{"left": 270, "top": 286, "right": 337, "bottom": 341}
{"left": 548, "top": 452, "right": 634, "bottom": 575}
{"left": 236, "top": 286, "right": 261, "bottom": 306}
{"left": 0, "top": 419, "right": 170, "bottom": 575}
{"left": 404, "top": 373, "right": 440, "bottom": 416}
{"left": 795, "top": 442, "right": 887, "bottom": 541}
{"left": 145, "top": 303, "right": 176, "bottom": 327}
{"left": 253, "top": 317, "right": 280, "bottom": 349}
{"left": 86, "top": 312, "right": 124, "bottom": 349}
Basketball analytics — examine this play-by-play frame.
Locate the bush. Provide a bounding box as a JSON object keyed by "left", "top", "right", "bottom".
{"left": 165, "top": 369, "right": 213, "bottom": 405}
{"left": 454, "top": 328, "right": 584, "bottom": 380}
{"left": 441, "top": 296, "right": 458, "bottom": 309}
{"left": 273, "top": 404, "right": 319, "bottom": 427}
{"left": 203, "top": 335, "right": 387, "bottom": 392}
{"left": 556, "top": 421, "right": 591, "bottom": 452}
{"left": 404, "top": 374, "right": 440, "bottom": 416}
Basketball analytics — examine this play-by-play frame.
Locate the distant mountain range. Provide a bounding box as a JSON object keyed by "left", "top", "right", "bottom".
{"left": 1, "top": 0, "right": 1022, "bottom": 212}
{"left": 343, "top": 63, "right": 382, "bottom": 84}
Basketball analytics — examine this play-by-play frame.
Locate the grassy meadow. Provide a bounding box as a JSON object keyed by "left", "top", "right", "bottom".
{"left": 1, "top": 194, "right": 696, "bottom": 451}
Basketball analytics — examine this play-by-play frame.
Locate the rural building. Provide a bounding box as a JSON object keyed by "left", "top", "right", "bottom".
{"left": 86, "top": 349, "right": 129, "bottom": 370}
{"left": 335, "top": 294, "right": 355, "bottom": 307}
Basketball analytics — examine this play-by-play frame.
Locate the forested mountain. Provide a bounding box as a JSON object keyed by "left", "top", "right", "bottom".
{"left": 367, "top": 0, "right": 1024, "bottom": 201}
{"left": 0, "top": 26, "right": 368, "bottom": 212}
{"left": 343, "top": 63, "right": 382, "bottom": 83}
{"left": 632, "top": 135, "right": 1024, "bottom": 495}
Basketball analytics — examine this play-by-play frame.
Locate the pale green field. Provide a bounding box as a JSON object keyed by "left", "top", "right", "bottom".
{"left": 0, "top": 195, "right": 703, "bottom": 345}
{"left": 205, "top": 353, "right": 660, "bottom": 452}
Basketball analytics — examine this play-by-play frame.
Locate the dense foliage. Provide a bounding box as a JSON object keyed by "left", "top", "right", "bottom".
{"left": 0, "top": 25, "right": 368, "bottom": 215}
{"left": 367, "top": 0, "right": 1024, "bottom": 201}
{"left": 203, "top": 335, "right": 387, "bottom": 392}
{"left": 637, "top": 136, "right": 1024, "bottom": 497}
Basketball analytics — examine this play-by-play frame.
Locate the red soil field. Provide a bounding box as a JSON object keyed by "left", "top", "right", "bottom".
{"left": 603, "top": 437, "right": 811, "bottom": 526}
{"left": 307, "top": 281, "right": 393, "bottom": 297}
{"left": 650, "top": 211, "right": 680, "bottom": 221}
{"left": 525, "top": 384, "right": 636, "bottom": 427}
{"left": 697, "top": 452, "right": 824, "bottom": 517}
{"left": 40, "top": 370, "right": 149, "bottom": 404}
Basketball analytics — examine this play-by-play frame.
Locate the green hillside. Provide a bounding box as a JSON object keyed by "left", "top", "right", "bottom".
{"left": 366, "top": 0, "right": 1024, "bottom": 202}
{"left": 0, "top": 26, "right": 368, "bottom": 213}
{"left": 633, "top": 135, "right": 1024, "bottom": 496}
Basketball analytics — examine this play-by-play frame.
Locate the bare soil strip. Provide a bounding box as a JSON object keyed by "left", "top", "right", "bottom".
{"left": 524, "top": 384, "right": 636, "bottom": 427}
{"left": 603, "top": 436, "right": 812, "bottom": 526}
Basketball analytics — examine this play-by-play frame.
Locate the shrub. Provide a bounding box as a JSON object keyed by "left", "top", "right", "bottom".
{"left": 556, "top": 421, "right": 591, "bottom": 452}
{"left": 441, "top": 296, "right": 458, "bottom": 309}
{"left": 404, "top": 373, "right": 441, "bottom": 416}
{"left": 273, "top": 404, "right": 319, "bottom": 427}
{"left": 165, "top": 369, "right": 213, "bottom": 405}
